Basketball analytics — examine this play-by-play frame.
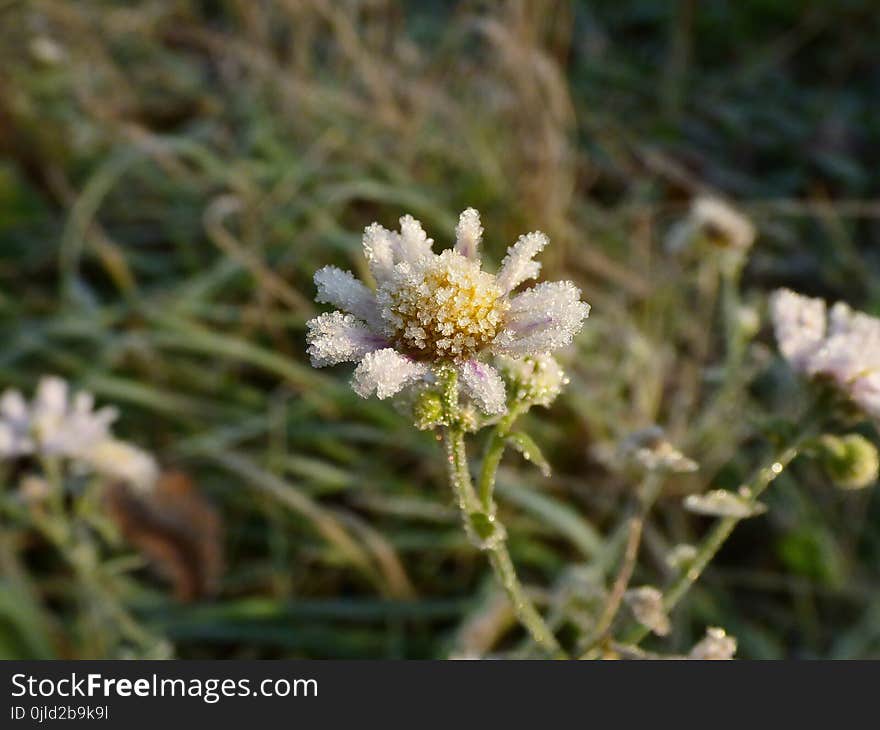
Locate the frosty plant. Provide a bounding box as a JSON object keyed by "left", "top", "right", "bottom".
{"left": 306, "top": 208, "right": 589, "bottom": 653}
{"left": 0, "top": 376, "right": 165, "bottom": 656}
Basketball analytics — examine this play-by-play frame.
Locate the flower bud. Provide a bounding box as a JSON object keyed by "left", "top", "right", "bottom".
{"left": 412, "top": 390, "right": 445, "bottom": 431}
{"left": 818, "top": 434, "right": 879, "bottom": 490}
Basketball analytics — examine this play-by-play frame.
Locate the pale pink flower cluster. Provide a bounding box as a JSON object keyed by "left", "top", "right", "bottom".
{"left": 0, "top": 376, "right": 158, "bottom": 491}
{"left": 771, "top": 289, "right": 880, "bottom": 420}
{"left": 306, "top": 209, "right": 590, "bottom": 415}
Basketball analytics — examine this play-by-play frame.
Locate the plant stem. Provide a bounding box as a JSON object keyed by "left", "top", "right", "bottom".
{"left": 477, "top": 406, "right": 523, "bottom": 509}
{"left": 619, "top": 441, "right": 804, "bottom": 647}
{"left": 440, "top": 372, "right": 561, "bottom": 655}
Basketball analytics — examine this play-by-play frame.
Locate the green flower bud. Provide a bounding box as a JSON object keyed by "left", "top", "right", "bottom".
{"left": 413, "top": 390, "right": 445, "bottom": 431}
{"left": 818, "top": 434, "right": 879, "bottom": 490}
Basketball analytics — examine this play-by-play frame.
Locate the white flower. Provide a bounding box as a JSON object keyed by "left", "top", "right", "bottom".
{"left": 30, "top": 376, "right": 118, "bottom": 458}
{"left": 0, "top": 376, "right": 158, "bottom": 491}
{"left": 667, "top": 196, "right": 755, "bottom": 253}
{"left": 306, "top": 209, "right": 590, "bottom": 415}
{"left": 771, "top": 289, "right": 880, "bottom": 420}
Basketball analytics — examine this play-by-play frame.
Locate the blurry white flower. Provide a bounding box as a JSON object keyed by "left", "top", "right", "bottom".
{"left": 688, "top": 627, "right": 737, "bottom": 660}
{"left": 306, "top": 209, "right": 590, "bottom": 414}
{"left": 684, "top": 489, "right": 766, "bottom": 519}
{"left": 667, "top": 196, "right": 755, "bottom": 254}
{"left": 18, "top": 474, "right": 51, "bottom": 504}
{"left": 624, "top": 586, "right": 670, "bottom": 636}
{"left": 29, "top": 36, "right": 66, "bottom": 65}
{"left": 497, "top": 353, "right": 569, "bottom": 408}
{"left": 0, "top": 377, "right": 158, "bottom": 491}
{"left": 771, "top": 289, "right": 880, "bottom": 420}
{"left": 84, "top": 439, "right": 159, "bottom": 493}
{"left": 30, "top": 376, "right": 117, "bottom": 458}
{"left": 598, "top": 425, "right": 698, "bottom": 474}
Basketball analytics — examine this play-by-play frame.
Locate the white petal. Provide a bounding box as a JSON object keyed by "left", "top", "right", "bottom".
{"left": 495, "top": 231, "right": 548, "bottom": 294}
{"left": 362, "top": 223, "right": 396, "bottom": 283}
{"left": 0, "top": 389, "right": 28, "bottom": 423}
{"left": 852, "top": 373, "right": 880, "bottom": 420}
{"left": 394, "top": 214, "right": 434, "bottom": 265}
{"left": 351, "top": 348, "right": 427, "bottom": 400}
{"left": 34, "top": 376, "right": 69, "bottom": 417}
{"left": 770, "top": 289, "right": 826, "bottom": 373}
{"left": 493, "top": 281, "right": 590, "bottom": 358}
{"left": 459, "top": 360, "right": 506, "bottom": 415}
{"left": 306, "top": 312, "right": 387, "bottom": 367}
{"left": 314, "top": 266, "right": 381, "bottom": 328}
{"left": 454, "top": 208, "right": 483, "bottom": 260}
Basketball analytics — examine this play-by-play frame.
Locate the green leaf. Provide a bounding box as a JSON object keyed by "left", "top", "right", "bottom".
{"left": 505, "top": 432, "right": 551, "bottom": 477}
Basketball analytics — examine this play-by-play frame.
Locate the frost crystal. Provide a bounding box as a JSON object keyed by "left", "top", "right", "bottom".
{"left": 305, "top": 209, "right": 590, "bottom": 413}
{"left": 771, "top": 289, "right": 880, "bottom": 421}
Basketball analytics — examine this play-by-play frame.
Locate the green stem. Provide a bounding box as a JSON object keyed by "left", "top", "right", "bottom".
{"left": 620, "top": 441, "right": 804, "bottom": 647}
{"left": 440, "top": 372, "right": 561, "bottom": 655}
{"left": 477, "top": 406, "right": 523, "bottom": 509}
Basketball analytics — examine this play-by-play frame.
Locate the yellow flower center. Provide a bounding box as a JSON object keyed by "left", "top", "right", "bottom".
{"left": 379, "top": 250, "right": 508, "bottom": 361}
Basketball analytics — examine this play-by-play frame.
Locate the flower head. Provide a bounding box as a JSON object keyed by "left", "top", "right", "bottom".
{"left": 306, "top": 209, "right": 590, "bottom": 415}
{"left": 771, "top": 289, "right": 880, "bottom": 420}
{"left": 0, "top": 376, "right": 158, "bottom": 491}
{"left": 667, "top": 196, "right": 755, "bottom": 254}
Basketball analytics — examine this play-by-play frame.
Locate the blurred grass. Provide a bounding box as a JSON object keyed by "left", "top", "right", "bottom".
{"left": 1, "top": 0, "right": 879, "bottom": 658}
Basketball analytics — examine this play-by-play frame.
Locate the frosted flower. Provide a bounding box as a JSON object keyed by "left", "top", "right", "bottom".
{"left": 0, "top": 376, "right": 158, "bottom": 491}
{"left": 497, "top": 354, "right": 569, "bottom": 408}
{"left": 305, "top": 209, "right": 590, "bottom": 415}
{"left": 624, "top": 586, "right": 670, "bottom": 636}
{"left": 667, "top": 196, "right": 755, "bottom": 253}
{"left": 771, "top": 289, "right": 880, "bottom": 420}
{"left": 29, "top": 376, "right": 118, "bottom": 458}
{"left": 598, "top": 426, "right": 698, "bottom": 474}
{"left": 688, "top": 627, "right": 737, "bottom": 660}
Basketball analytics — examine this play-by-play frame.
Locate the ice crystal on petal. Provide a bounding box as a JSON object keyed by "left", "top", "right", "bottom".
{"left": 314, "top": 266, "right": 381, "bottom": 328}
{"left": 396, "top": 214, "right": 434, "bottom": 265}
{"left": 495, "top": 232, "right": 548, "bottom": 294}
{"left": 494, "top": 281, "right": 590, "bottom": 358}
{"left": 454, "top": 208, "right": 483, "bottom": 260}
{"left": 362, "top": 223, "right": 396, "bottom": 283}
{"left": 624, "top": 586, "right": 670, "bottom": 636}
{"left": 352, "top": 348, "right": 428, "bottom": 400}
{"left": 306, "top": 312, "right": 386, "bottom": 367}
{"left": 459, "top": 361, "right": 506, "bottom": 415}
